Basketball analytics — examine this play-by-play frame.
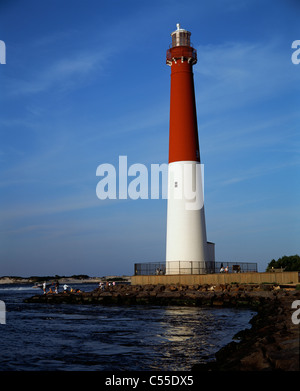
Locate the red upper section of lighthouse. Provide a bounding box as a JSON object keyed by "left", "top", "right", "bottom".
{"left": 167, "top": 24, "right": 200, "bottom": 164}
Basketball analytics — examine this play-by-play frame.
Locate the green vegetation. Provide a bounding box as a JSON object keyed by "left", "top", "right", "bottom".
{"left": 266, "top": 255, "right": 300, "bottom": 272}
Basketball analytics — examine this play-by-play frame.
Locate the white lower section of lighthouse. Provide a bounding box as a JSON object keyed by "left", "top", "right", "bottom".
{"left": 166, "top": 161, "right": 214, "bottom": 275}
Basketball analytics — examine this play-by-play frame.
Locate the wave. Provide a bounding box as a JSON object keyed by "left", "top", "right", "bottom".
{"left": 0, "top": 286, "right": 37, "bottom": 291}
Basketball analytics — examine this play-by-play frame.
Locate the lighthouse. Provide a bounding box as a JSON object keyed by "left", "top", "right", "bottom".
{"left": 165, "top": 24, "right": 215, "bottom": 275}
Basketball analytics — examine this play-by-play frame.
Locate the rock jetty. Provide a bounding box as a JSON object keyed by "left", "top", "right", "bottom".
{"left": 25, "top": 283, "right": 300, "bottom": 371}
{"left": 192, "top": 290, "right": 300, "bottom": 371}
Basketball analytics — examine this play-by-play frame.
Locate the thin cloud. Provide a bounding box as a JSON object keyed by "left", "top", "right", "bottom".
{"left": 195, "top": 39, "right": 299, "bottom": 114}
{"left": 218, "top": 158, "right": 300, "bottom": 186}
{"left": 7, "top": 50, "right": 109, "bottom": 97}
{"left": 0, "top": 193, "right": 113, "bottom": 222}
{"left": 201, "top": 111, "right": 300, "bottom": 155}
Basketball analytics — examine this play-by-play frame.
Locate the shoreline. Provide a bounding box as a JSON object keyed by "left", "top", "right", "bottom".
{"left": 24, "top": 282, "right": 300, "bottom": 371}
{"left": 192, "top": 291, "right": 299, "bottom": 371}
{"left": 0, "top": 276, "right": 131, "bottom": 285}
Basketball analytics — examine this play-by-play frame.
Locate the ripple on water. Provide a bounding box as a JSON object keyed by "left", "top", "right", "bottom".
{"left": 0, "top": 285, "right": 255, "bottom": 370}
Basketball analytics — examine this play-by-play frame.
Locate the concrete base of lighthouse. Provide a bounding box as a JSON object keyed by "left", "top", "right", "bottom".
{"left": 166, "top": 161, "right": 214, "bottom": 275}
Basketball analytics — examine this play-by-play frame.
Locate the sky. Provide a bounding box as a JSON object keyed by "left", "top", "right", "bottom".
{"left": 0, "top": 0, "right": 299, "bottom": 276}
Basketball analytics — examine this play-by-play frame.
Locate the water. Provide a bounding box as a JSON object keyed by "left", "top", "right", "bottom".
{"left": 0, "top": 284, "right": 255, "bottom": 371}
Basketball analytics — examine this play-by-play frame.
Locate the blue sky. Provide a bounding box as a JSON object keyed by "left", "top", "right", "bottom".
{"left": 0, "top": 0, "right": 299, "bottom": 276}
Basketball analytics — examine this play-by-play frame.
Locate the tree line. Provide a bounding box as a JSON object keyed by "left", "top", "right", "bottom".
{"left": 266, "top": 255, "right": 300, "bottom": 272}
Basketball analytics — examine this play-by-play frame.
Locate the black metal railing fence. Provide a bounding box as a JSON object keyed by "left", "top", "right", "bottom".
{"left": 134, "top": 261, "right": 257, "bottom": 276}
